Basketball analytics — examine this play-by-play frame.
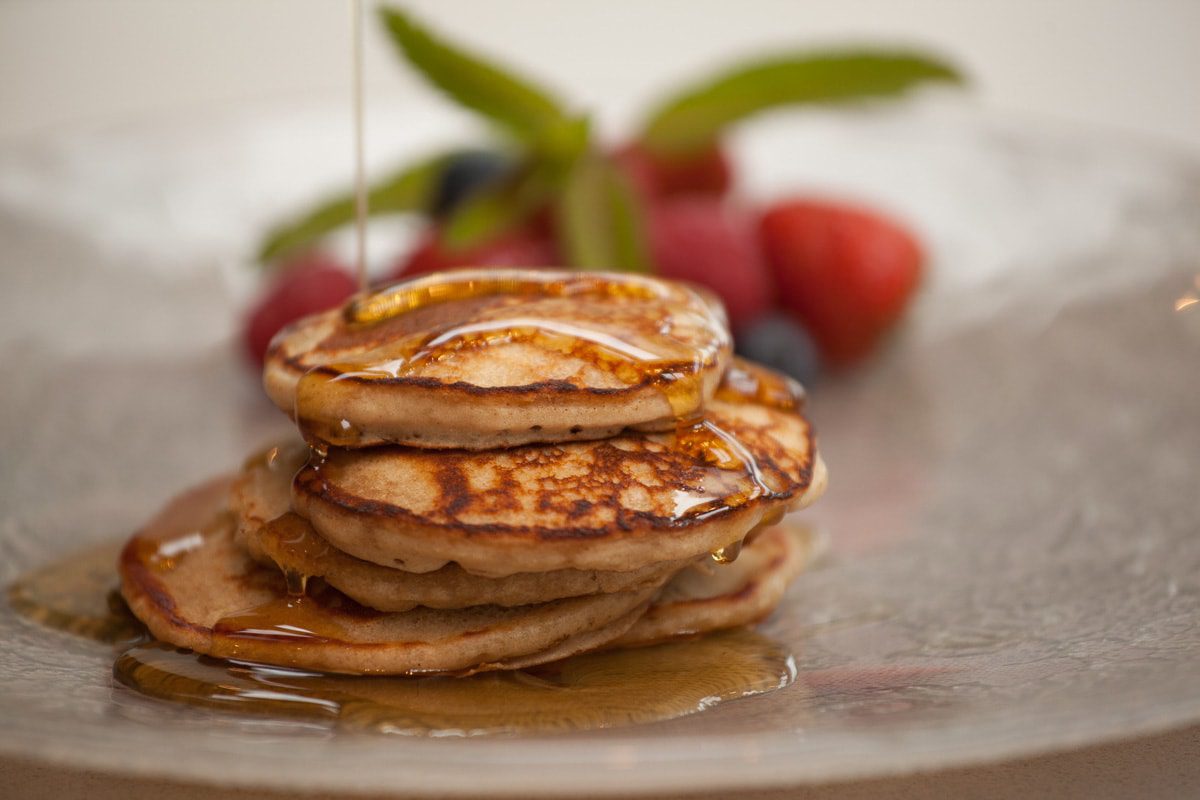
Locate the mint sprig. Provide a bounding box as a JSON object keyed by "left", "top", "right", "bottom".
{"left": 640, "top": 50, "right": 963, "bottom": 156}
{"left": 379, "top": 7, "right": 575, "bottom": 152}
{"left": 557, "top": 156, "right": 650, "bottom": 273}
{"left": 256, "top": 10, "right": 965, "bottom": 269}
{"left": 257, "top": 150, "right": 454, "bottom": 264}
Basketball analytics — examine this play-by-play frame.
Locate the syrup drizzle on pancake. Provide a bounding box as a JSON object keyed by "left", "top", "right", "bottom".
{"left": 212, "top": 584, "right": 373, "bottom": 651}
{"left": 293, "top": 270, "right": 730, "bottom": 449}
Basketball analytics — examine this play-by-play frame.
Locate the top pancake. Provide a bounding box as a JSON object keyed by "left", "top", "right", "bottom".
{"left": 263, "top": 268, "right": 732, "bottom": 450}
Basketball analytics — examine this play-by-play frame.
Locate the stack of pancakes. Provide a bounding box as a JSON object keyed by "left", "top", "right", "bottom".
{"left": 120, "top": 269, "right": 827, "bottom": 675}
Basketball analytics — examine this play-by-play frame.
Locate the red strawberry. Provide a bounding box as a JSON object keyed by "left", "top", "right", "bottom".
{"left": 759, "top": 199, "right": 923, "bottom": 366}
{"left": 390, "top": 225, "right": 561, "bottom": 280}
{"left": 614, "top": 142, "right": 733, "bottom": 200}
{"left": 242, "top": 252, "right": 357, "bottom": 368}
{"left": 649, "top": 198, "right": 773, "bottom": 332}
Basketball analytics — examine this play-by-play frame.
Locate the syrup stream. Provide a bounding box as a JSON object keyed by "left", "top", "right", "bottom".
{"left": 351, "top": 0, "right": 368, "bottom": 290}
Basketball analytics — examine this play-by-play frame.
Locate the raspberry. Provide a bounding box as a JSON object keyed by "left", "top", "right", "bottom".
{"left": 242, "top": 252, "right": 357, "bottom": 369}
{"left": 614, "top": 142, "right": 733, "bottom": 199}
{"left": 390, "top": 225, "right": 561, "bottom": 280}
{"left": 648, "top": 198, "right": 773, "bottom": 332}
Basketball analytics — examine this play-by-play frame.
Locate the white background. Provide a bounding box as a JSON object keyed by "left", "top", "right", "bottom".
{"left": 2, "top": 0, "right": 1199, "bottom": 153}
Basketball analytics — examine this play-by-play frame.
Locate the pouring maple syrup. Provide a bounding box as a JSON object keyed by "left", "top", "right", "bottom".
{"left": 351, "top": 0, "right": 368, "bottom": 291}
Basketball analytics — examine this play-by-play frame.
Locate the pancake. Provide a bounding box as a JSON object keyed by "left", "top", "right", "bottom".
{"left": 120, "top": 478, "right": 655, "bottom": 676}
{"left": 614, "top": 522, "right": 816, "bottom": 648}
{"left": 231, "top": 446, "right": 687, "bottom": 610}
{"left": 263, "top": 268, "right": 732, "bottom": 450}
{"left": 291, "top": 381, "right": 827, "bottom": 578}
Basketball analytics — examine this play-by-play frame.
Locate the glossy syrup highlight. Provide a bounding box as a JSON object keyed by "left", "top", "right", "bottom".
{"left": 112, "top": 627, "right": 794, "bottom": 735}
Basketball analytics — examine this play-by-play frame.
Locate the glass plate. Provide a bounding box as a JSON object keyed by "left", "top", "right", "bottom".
{"left": 1, "top": 104, "right": 1199, "bottom": 796}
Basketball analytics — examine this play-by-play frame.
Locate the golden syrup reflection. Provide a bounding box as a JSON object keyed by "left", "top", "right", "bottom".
{"left": 114, "top": 627, "right": 795, "bottom": 735}
{"left": 1171, "top": 274, "right": 1200, "bottom": 313}
{"left": 10, "top": 540, "right": 796, "bottom": 736}
{"left": 210, "top": 578, "right": 380, "bottom": 654}
{"left": 716, "top": 359, "right": 807, "bottom": 412}
{"left": 673, "top": 419, "right": 786, "bottom": 526}
{"left": 344, "top": 270, "right": 666, "bottom": 325}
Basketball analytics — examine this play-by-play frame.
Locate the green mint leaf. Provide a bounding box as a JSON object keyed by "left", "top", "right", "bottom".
{"left": 256, "top": 151, "right": 453, "bottom": 265}
{"left": 441, "top": 158, "right": 562, "bottom": 251}
{"left": 379, "top": 6, "right": 571, "bottom": 147}
{"left": 557, "top": 155, "right": 651, "bottom": 273}
{"left": 641, "top": 50, "right": 964, "bottom": 155}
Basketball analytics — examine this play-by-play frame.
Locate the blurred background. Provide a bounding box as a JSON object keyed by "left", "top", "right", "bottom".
{"left": 3, "top": 6, "right": 1200, "bottom": 795}
{"left": 3, "top": 0, "right": 1199, "bottom": 151}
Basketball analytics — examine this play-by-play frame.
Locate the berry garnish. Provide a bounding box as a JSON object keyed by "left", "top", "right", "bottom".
{"left": 735, "top": 313, "right": 822, "bottom": 385}
{"left": 614, "top": 142, "right": 732, "bottom": 199}
{"left": 431, "top": 150, "right": 513, "bottom": 218}
{"left": 759, "top": 199, "right": 923, "bottom": 366}
{"left": 648, "top": 198, "right": 772, "bottom": 332}
{"left": 242, "top": 253, "right": 357, "bottom": 368}
{"left": 391, "top": 225, "right": 560, "bottom": 279}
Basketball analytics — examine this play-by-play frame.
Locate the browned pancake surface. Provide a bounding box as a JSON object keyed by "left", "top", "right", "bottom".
{"left": 231, "top": 444, "right": 688, "bottom": 610}
{"left": 293, "top": 393, "right": 827, "bottom": 576}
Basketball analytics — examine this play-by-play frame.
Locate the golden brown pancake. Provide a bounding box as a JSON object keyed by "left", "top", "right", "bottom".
{"left": 614, "top": 523, "right": 816, "bottom": 648}
{"left": 231, "top": 446, "right": 687, "bottom": 609}
{"left": 292, "top": 389, "right": 827, "bottom": 577}
{"left": 263, "top": 268, "right": 732, "bottom": 450}
{"left": 120, "top": 478, "right": 655, "bottom": 675}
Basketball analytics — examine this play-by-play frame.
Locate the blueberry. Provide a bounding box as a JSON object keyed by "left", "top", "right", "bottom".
{"left": 433, "top": 150, "right": 513, "bottom": 217}
{"left": 734, "top": 313, "right": 822, "bottom": 386}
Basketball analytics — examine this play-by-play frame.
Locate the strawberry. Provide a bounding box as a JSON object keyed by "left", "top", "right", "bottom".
{"left": 759, "top": 199, "right": 923, "bottom": 366}
{"left": 242, "top": 252, "right": 357, "bottom": 368}
{"left": 391, "top": 225, "right": 561, "bottom": 280}
{"left": 648, "top": 198, "right": 773, "bottom": 332}
{"left": 614, "top": 142, "right": 732, "bottom": 200}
